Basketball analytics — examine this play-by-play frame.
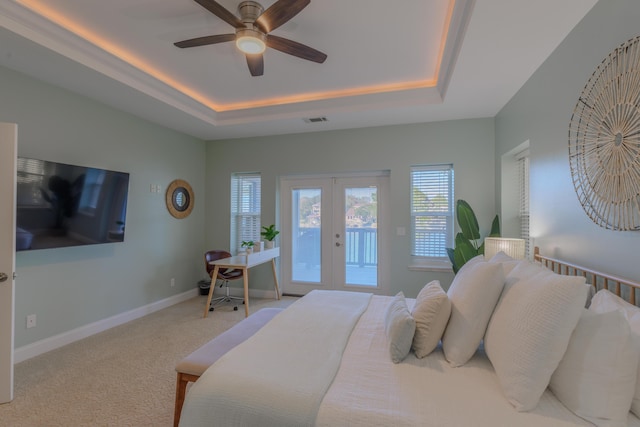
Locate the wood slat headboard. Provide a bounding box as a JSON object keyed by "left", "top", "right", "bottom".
{"left": 533, "top": 246, "right": 640, "bottom": 305}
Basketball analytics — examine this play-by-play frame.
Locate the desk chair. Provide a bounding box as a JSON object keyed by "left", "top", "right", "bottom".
{"left": 204, "top": 250, "right": 244, "bottom": 311}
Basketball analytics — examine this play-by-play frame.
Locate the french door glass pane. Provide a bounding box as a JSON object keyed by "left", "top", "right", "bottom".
{"left": 344, "top": 187, "right": 377, "bottom": 286}
{"left": 292, "top": 188, "right": 321, "bottom": 283}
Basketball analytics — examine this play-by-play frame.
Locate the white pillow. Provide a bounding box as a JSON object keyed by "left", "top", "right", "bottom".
{"left": 501, "top": 258, "right": 547, "bottom": 282}
{"left": 550, "top": 309, "right": 639, "bottom": 426}
{"left": 591, "top": 289, "right": 640, "bottom": 324}
{"left": 484, "top": 260, "right": 588, "bottom": 411}
{"left": 411, "top": 281, "right": 451, "bottom": 358}
{"left": 384, "top": 292, "right": 416, "bottom": 364}
{"left": 462, "top": 254, "right": 485, "bottom": 269}
{"left": 488, "top": 251, "right": 520, "bottom": 276}
{"left": 441, "top": 259, "right": 505, "bottom": 367}
{"left": 590, "top": 289, "right": 640, "bottom": 417}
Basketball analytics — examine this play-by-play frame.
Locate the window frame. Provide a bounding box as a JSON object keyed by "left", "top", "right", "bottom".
{"left": 230, "top": 172, "right": 261, "bottom": 254}
{"left": 409, "top": 164, "right": 454, "bottom": 271}
{"left": 517, "top": 151, "right": 530, "bottom": 258}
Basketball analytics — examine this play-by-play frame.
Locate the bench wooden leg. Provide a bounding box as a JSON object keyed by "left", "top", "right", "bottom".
{"left": 174, "top": 372, "right": 200, "bottom": 427}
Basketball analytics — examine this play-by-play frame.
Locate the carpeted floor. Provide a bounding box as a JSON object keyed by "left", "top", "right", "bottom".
{"left": 0, "top": 294, "right": 297, "bottom": 426}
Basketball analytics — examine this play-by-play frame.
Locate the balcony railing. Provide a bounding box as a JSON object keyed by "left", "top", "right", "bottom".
{"left": 295, "top": 227, "right": 377, "bottom": 267}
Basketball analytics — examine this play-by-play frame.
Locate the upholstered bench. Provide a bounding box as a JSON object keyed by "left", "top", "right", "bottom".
{"left": 174, "top": 307, "right": 283, "bottom": 427}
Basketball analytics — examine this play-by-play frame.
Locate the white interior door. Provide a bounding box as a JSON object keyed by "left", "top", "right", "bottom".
{"left": 281, "top": 174, "right": 389, "bottom": 295}
{"left": 0, "top": 123, "right": 17, "bottom": 403}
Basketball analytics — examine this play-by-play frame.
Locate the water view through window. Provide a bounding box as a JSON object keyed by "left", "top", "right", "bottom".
{"left": 292, "top": 188, "right": 321, "bottom": 283}
{"left": 344, "top": 187, "right": 377, "bottom": 286}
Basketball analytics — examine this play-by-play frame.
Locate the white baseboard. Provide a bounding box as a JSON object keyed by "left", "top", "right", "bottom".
{"left": 14, "top": 288, "right": 199, "bottom": 364}
{"left": 226, "top": 286, "right": 277, "bottom": 300}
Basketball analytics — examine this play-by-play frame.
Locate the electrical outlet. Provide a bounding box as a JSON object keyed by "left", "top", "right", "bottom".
{"left": 26, "top": 314, "right": 36, "bottom": 329}
{"left": 170, "top": 278, "right": 175, "bottom": 287}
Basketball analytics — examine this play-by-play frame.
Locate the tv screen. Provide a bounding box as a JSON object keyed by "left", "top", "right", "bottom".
{"left": 16, "top": 157, "right": 130, "bottom": 251}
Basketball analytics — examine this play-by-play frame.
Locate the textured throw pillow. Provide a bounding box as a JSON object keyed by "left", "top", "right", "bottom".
{"left": 441, "top": 259, "right": 505, "bottom": 367}
{"left": 411, "top": 281, "right": 451, "bottom": 358}
{"left": 550, "top": 309, "right": 639, "bottom": 427}
{"left": 384, "top": 292, "right": 416, "bottom": 364}
{"left": 484, "top": 260, "right": 588, "bottom": 411}
{"left": 590, "top": 289, "right": 640, "bottom": 417}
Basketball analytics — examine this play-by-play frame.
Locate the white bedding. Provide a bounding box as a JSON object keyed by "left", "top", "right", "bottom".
{"left": 179, "top": 293, "right": 640, "bottom": 426}
{"left": 315, "top": 295, "right": 640, "bottom": 427}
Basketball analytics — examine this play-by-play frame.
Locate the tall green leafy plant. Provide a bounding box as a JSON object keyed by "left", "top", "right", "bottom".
{"left": 446, "top": 199, "right": 500, "bottom": 274}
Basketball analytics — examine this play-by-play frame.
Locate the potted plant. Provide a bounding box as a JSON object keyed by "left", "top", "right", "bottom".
{"left": 241, "top": 240, "right": 255, "bottom": 254}
{"left": 260, "top": 225, "right": 279, "bottom": 249}
{"left": 446, "top": 199, "right": 500, "bottom": 274}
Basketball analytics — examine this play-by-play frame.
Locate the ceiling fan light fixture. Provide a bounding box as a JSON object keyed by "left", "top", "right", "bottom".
{"left": 174, "top": 0, "right": 327, "bottom": 76}
{"left": 236, "top": 28, "right": 266, "bottom": 54}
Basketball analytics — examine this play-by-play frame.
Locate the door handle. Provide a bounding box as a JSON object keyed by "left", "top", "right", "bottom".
{"left": 0, "top": 272, "right": 8, "bottom": 283}
{"left": 335, "top": 242, "right": 341, "bottom": 247}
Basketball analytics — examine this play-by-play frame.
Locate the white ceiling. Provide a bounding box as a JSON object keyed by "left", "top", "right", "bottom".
{"left": 0, "top": 0, "right": 597, "bottom": 141}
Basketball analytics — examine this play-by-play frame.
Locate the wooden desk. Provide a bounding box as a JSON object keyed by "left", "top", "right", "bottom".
{"left": 203, "top": 247, "right": 280, "bottom": 318}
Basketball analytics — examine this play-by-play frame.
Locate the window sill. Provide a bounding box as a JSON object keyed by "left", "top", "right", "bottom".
{"left": 408, "top": 259, "right": 453, "bottom": 273}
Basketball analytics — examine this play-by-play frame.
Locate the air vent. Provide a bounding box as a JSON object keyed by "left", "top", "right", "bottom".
{"left": 303, "top": 117, "right": 328, "bottom": 123}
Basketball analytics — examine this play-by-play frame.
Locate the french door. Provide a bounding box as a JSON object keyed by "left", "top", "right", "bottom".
{"left": 280, "top": 174, "right": 389, "bottom": 295}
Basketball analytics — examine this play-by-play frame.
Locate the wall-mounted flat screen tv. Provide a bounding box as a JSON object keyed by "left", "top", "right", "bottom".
{"left": 16, "top": 157, "right": 130, "bottom": 251}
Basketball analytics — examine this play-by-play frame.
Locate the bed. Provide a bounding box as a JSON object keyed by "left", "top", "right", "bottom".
{"left": 178, "top": 247, "right": 640, "bottom": 427}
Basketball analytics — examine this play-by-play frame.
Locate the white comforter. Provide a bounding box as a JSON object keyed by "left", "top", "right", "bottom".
{"left": 316, "top": 295, "right": 640, "bottom": 427}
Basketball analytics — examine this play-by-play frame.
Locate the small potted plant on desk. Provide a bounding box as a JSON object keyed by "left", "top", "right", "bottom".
{"left": 260, "top": 225, "right": 279, "bottom": 249}
{"left": 241, "top": 240, "right": 255, "bottom": 254}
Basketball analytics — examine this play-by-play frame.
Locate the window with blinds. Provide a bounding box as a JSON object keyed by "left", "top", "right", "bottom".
{"left": 517, "top": 153, "right": 530, "bottom": 258}
{"left": 411, "top": 164, "right": 454, "bottom": 259}
{"left": 230, "top": 172, "right": 261, "bottom": 253}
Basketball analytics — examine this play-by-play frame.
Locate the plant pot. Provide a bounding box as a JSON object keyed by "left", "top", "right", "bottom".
{"left": 265, "top": 241, "right": 274, "bottom": 249}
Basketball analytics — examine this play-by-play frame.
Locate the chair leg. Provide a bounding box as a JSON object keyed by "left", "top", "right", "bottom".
{"left": 208, "top": 279, "right": 228, "bottom": 309}
{"left": 209, "top": 280, "right": 243, "bottom": 310}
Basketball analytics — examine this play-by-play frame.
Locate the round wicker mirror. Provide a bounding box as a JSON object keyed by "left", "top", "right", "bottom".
{"left": 166, "top": 179, "right": 194, "bottom": 219}
{"left": 569, "top": 36, "right": 640, "bottom": 231}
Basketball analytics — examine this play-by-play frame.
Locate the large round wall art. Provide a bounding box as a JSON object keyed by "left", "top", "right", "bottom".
{"left": 166, "top": 179, "right": 194, "bottom": 219}
{"left": 569, "top": 36, "right": 640, "bottom": 231}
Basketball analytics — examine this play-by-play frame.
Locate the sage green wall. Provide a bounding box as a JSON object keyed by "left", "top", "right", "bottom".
{"left": 206, "top": 118, "right": 496, "bottom": 297}
{"left": 495, "top": 0, "right": 640, "bottom": 281}
{"left": 0, "top": 65, "right": 206, "bottom": 348}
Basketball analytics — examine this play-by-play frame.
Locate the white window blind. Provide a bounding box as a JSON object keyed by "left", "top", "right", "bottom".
{"left": 230, "top": 172, "right": 261, "bottom": 253}
{"left": 411, "top": 164, "right": 454, "bottom": 258}
{"left": 517, "top": 153, "right": 530, "bottom": 258}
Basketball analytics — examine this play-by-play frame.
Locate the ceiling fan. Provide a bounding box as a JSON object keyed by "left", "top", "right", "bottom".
{"left": 174, "top": 0, "right": 327, "bottom": 76}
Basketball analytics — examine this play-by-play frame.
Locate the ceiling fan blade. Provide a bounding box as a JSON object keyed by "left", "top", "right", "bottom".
{"left": 174, "top": 34, "right": 235, "bottom": 48}
{"left": 266, "top": 35, "right": 327, "bottom": 63}
{"left": 255, "top": 0, "right": 310, "bottom": 34}
{"left": 246, "top": 54, "right": 264, "bottom": 76}
{"left": 194, "top": 0, "right": 245, "bottom": 29}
